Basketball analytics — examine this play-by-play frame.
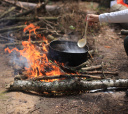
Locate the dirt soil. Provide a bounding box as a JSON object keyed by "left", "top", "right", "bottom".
{"left": 0, "top": 1, "right": 128, "bottom": 114}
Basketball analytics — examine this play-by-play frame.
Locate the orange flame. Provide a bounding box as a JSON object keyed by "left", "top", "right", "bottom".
{"left": 5, "top": 24, "right": 63, "bottom": 78}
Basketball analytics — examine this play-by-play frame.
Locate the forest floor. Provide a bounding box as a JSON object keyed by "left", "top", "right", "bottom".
{"left": 0, "top": 1, "right": 128, "bottom": 114}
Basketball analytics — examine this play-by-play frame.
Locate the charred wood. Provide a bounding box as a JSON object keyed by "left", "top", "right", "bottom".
{"left": 28, "top": 74, "right": 102, "bottom": 81}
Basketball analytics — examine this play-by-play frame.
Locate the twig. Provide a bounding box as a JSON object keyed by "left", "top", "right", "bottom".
{"left": 0, "top": 7, "right": 16, "bottom": 19}
{"left": 3, "top": 0, "right": 28, "bottom": 10}
{"left": 81, "top": 64, "right": 102, "bottom": 71}
{"left": 81, "top": 71, "right": 118, "bottom": 75}
{"left": 0, "top": 25, "right": 26, "bottom": 33}
{"left": 42, "top": 19, "right": 59, "bottom": 35}
{"left": 65, "top": 59, "right": 92, "bottom": 71}
{"left": 13, "top": 0, "right": 48, "bottom": 17}
{"left": 0, "top": 35, "right": 19, "bottom": 42}
{"left": 5, "top": 40, "right": 45, "bottom": 46}
{"left": 49, "top": 60, "right": 65, "bottom": 73}
{"left": 0, "top": 16, "right": 58, "bottom": 23}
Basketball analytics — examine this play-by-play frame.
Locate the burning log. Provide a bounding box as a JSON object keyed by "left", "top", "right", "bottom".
{"left": 6, "top": 79, "right": 128, "bottom": 94}
{"left": 14, "top": 72, "right": 102, "bottom": 81}
{"left": 28, "top": 74, "right": 102, "bottom": 81}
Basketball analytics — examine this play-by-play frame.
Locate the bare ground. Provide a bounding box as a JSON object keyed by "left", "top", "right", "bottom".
{"left": 0, "top": 1, "right": 128, "bottom": 114}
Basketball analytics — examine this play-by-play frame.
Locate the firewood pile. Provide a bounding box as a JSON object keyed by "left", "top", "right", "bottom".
{"left": 0, "top": 0, "right": 62, "bottom": 40}
{"left": 0, "top": 0, "right": 88, "bottom": 42}
{"left": 1, "top": 0, "right": 128, "bottom": 96}
{"left": 6, "top": 58, "right": 123, "bottom": 96}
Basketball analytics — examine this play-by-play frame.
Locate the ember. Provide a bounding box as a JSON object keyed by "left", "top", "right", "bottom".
{"left": 5, "top": 24, "right": 64, "bottom": 79}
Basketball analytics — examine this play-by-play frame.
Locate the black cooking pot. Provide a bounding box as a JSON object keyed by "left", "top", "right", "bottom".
{"left": 47, "top": 40, "right": 89, "bottom": 66}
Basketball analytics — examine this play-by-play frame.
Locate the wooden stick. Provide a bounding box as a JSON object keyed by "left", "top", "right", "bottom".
{"left": 0, "top": 25, "right": 26, "bottom": 33}
{"left": 0, "top": 19, "right": 46, "bottom": 33}
{"left": 0, "top": 35, "right": 19, "bottom": 42}
{"left": 82, "top": 71, "right": 118, "bottom": 75}
{"left": 81, "top": 65, "right": 102, "bottom": 71}
{"left": 12, "top": 0, "right": 48, "bottom": 17}
{"left": 3, "top": 0, "right": 28, "bottom": 10}
{"left": 5, "top": 40, "right": 45, "bottom": 46}
{"left": 0, "top": 7, "right": 16, "bottom": 19}
{"left": 6, "top": 79, "right": 128, "bottom": 93}
{"left": 28, "top": 74, "right": 102, "bottom": 81}
{"left": 0, "top": 16, "right": 58, "bottom": 23}
{"left": 4, "top": 0, "right": 59, "bottom": 10}
{"left": 65, "top": 59, "right": 92, "bottom": 71}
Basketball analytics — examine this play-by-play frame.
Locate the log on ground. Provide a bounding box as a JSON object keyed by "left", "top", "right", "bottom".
{"left": 6, "top": 79, "right": 128, "bottom": 93}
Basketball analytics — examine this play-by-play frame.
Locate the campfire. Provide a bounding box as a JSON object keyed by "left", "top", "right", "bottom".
{"left": 5, "top": 24, "right": 63, "bottom": 79}
{"left": 1, "top": 0, "right": 128, "bottom": 96}
{"left": 4, "top": 23, "right": 128, "bottom": 96}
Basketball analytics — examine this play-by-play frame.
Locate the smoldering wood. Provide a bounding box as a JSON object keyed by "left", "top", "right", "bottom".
{"left": 110, "top": 4, "right": 128, "bottom": 29}
{"left": 81, "top": 64, "right": 102, "bottom": 71}
{"left": 0, "top": 7, "right": 16, "bottom": 19}
{"left": 28, "top": 74, "right": 102, "bottom": 81}
{"left": 6, "top": 79, "right": 128, "bottom": 93}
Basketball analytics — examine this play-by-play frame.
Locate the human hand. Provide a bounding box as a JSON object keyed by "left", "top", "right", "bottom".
{"left": 85, "top": 14, "right": 99, "bottom": 26}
